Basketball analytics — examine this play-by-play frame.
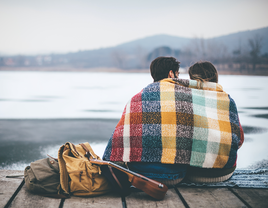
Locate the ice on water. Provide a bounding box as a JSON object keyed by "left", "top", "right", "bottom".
{"left": 0, "top": 72, "right": 268, "bottom": 169}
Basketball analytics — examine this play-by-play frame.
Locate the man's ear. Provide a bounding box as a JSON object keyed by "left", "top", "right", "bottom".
{"left": 168, "top": 70, "right": 174, "bottom": 78}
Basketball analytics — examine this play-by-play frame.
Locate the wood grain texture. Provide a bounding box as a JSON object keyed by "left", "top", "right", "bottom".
{"left": 62, "top": 193, "right": 122, "bottom": 208}
{"left": 9, "top": 184, "right": 61, "bottom": 208}
{"left": 231, "top": 188, "right": 268, "bottom": 208}
{"left": 0, "top": 170, "right": 24, "bottom": 208}
{"left": 178, "top": 187, "right": 246, "bottom": 208}
{"left": 125, "top": 188, "right": 184, "bottom": 208}
{"left": 2, "top": 170, "right": 268, "bottom": 208}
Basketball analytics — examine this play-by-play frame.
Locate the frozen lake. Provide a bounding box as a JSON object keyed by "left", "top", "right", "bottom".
{"left": 0, "top": 71, "right": 268, "bottom": 170}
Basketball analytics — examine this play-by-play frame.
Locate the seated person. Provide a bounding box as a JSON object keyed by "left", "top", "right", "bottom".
{"left": 186, "top": 61, "right": 244, "bottom": 183}
{"left": 103, "top": 57, "right": 244, "bottom": 186}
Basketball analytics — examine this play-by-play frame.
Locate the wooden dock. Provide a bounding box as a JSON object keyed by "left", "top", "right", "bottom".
{"left": 1, "top": 170, "right": 268, "bottom": 208}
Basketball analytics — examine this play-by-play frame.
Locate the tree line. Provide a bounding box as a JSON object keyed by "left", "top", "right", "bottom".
{"left": 1, "top": 35, "right": 267, "bottom": 74}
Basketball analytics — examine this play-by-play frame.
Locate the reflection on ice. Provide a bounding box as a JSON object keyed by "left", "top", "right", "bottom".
{"left": 242, "top": 126, "right": 268, "bottom": 134}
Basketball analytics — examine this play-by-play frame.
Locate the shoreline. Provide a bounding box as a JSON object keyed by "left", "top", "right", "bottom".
{"left": 0, "top": 67, "right": 151, "bottom": 73}
{"left": 1, "top": 67, "right": 268, "bottom": 76}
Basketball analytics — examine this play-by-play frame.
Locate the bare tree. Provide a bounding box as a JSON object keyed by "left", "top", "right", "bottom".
{"left": 111, "top": 49, "right": 127, "bottom": 69}
{"left": 135, "top": 46, "right": 148, "bottom": 69}
{"left": 182, "top": 37, "right": 228, "bottom": 69}
{"left": 190, "top": 37, "right": 207, "bottom": 59}
{"left": 248, "top": 35, "right": 263, "bottom": 71}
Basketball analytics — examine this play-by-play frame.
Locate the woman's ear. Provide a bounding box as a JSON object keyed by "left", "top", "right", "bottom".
{"left": 168, "top": 70, "right": 174, "bottom": 78}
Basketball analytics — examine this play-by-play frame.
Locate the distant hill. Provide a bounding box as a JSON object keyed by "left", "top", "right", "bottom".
{"left": 113, "top": 27, "right": 268, "bottom": 54}
{"left": 1, "top": 27, "right": 268, "bottom": 70}
{"left": 115, "top": 34, "right": 191, "bottom": 52}
{"left": 211, "top": 27, "right": 268, "bottom": 54}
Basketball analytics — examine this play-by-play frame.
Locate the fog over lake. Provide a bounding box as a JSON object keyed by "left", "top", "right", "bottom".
{"left": 0, "top": 71, "right": 267, "bottom": 170}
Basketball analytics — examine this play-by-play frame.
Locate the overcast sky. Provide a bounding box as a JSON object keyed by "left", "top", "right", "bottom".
{"left": 0, "top": 0, "right": 267, "bottom": 55}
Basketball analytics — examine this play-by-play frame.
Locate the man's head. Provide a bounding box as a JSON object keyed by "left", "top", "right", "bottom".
{"left": 150, "top": 57, "right": 180, "bottom": 82}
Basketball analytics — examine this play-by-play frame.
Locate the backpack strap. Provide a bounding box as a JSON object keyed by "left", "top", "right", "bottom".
{"left": 79, "top": 143, "right": 96, "bottom": 159}
{"left": 108, "top": 166, "right": 123, "bottom": 190}
{"left": 47, "top": 154, "right": 58, "bottom": 162}
{"left": 71, "top": 143, "right": 81, "bottom": 157}
{"left": 6, "top": 175, "right": 24, "bottom": 178}
{"left": 100, "top": 165, "right": 132, "bottom": 197}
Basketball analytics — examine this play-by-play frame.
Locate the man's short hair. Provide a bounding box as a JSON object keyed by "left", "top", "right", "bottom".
{"left": 150, "top": 57, "right": 180, "bottom": 82}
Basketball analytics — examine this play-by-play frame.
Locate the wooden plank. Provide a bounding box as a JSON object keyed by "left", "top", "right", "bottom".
{"left": 125, "top": 188, "right": 185, "bottom": 208}
{"left": 178, "top": 187, "right": 246, "bottom": 208}
{"left": 0, "top": 170, "right": 24, "bottom": 207}
{"left": 62, "top": 193, "right": 123, "bottom": 208}
{"left": 1, "top": 169, "right": 62, "bottom": 208}
{"left": 9, "top": 184, "right": 62, "bottom": 208}
{"left": 231, "top": 188, "right": 268, "bottom": 208}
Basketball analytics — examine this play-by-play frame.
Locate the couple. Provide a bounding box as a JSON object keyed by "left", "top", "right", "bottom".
{"left": 103, "top": 57, "right": 244, "bottom": 186}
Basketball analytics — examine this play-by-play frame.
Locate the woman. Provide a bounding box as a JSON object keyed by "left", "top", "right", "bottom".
{"left": 186, "top": 61, "right": 244, "bottom": 183}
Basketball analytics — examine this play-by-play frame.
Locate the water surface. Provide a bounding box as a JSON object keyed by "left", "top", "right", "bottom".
{"left": 0, "top": 71, "right": 267, "bottom": 169}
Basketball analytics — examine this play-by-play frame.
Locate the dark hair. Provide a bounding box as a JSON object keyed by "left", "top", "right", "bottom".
{"left": 188, "top": 61, "right": 218, "bottom": 86}
{"left": 150, "top": 57, "right": 180, "bottom": 82}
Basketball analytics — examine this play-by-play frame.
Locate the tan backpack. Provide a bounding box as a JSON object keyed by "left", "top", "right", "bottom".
{"left": 58, "top": 142, "right": 112, "bottom": 197}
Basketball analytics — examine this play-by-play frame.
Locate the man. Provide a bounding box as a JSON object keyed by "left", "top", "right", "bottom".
{"left": 103, "top": 56, "right": 243, "bottom": 185}
{"left": 149, "top": 56, "right": 179, "bottom": 81}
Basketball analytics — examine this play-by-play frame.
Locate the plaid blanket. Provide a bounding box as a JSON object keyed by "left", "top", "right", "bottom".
{"left": 103, "top": 78, "right": 244, "bottom": 169}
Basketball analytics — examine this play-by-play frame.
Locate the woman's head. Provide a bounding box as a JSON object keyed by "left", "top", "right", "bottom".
{"left": 188, "top": 61, "right": 218, "bottom": 83}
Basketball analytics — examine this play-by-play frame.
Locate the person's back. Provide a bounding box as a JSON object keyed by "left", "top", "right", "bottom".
{"left": 186, "top": 61, "right": 244, "bottom": 183}
{"left": 103, "top": 57, "right": 188, "bottom": 186}
{"left": 103, "top": 57, "right": 244, "bottom": 186}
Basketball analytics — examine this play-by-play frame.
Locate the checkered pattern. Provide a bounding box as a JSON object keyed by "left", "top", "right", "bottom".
{"left": 103, "top": 78, "right": 244, "bottom": 169}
